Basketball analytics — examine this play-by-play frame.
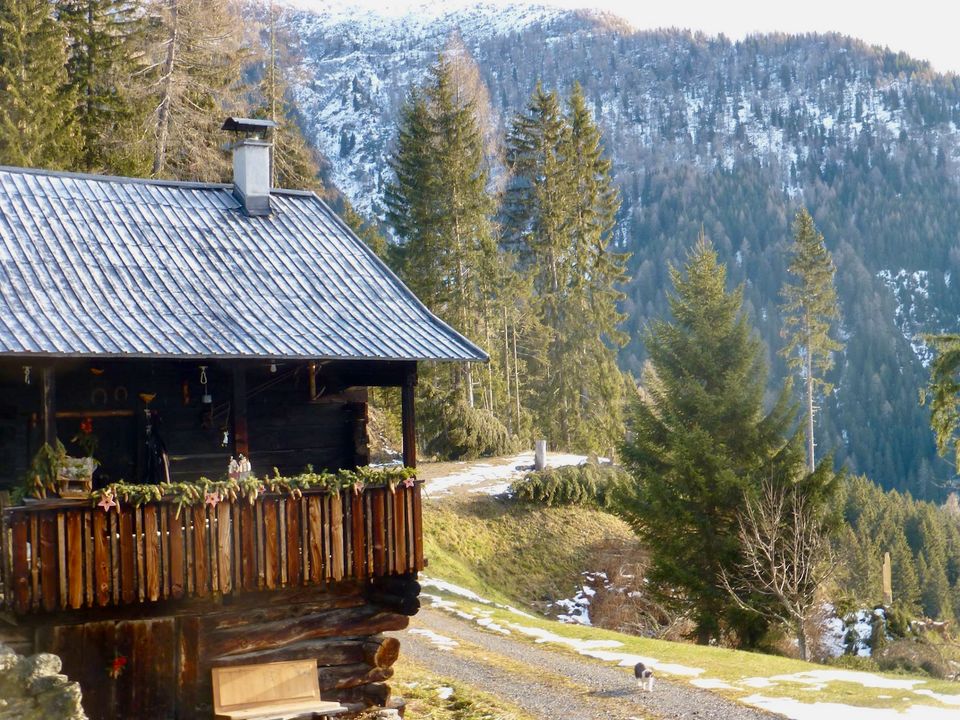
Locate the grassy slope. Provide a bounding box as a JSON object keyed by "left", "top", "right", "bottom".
{"left": 423, "top": 495, "right": 641, "bottom": 607}
{"left": 421, "top": 495, "right": 960, "bottom": 714}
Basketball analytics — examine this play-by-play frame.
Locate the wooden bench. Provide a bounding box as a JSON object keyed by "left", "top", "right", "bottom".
{"left": 212, "top": 660, "right": 348, "bottom": 720}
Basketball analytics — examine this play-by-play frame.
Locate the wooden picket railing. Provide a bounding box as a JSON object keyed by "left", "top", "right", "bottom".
{"left": 0, "top": 482, "right": 423, "bottom": 615}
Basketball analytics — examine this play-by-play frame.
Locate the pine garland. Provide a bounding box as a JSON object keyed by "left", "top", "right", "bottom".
{"left": 91, "top": 466, "right": 416, "bottom": 515}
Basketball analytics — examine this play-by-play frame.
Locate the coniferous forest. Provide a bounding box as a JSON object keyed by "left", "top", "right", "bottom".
{"left": 5, "top": 0, "right": 960, "bottom": 637}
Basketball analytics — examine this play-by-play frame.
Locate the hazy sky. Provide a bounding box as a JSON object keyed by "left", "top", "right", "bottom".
{"left": 292, "top": 0, "right": 960, "bottom": 75}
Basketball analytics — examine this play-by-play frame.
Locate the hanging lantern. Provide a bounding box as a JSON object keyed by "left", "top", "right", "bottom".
{"left": 199, "top": 366, "right": 212, "bottom": 405}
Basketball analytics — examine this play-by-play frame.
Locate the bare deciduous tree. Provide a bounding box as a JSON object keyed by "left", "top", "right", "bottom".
{"left": 722, "top": 479, "right": 837, "bottom": 661}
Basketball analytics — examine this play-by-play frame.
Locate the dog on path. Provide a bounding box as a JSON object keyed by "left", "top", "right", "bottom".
{"left": 634, "top": 662, "right": 654, "bottom": 692}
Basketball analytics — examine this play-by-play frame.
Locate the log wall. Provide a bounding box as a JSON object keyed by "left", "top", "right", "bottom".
{"left": 9, "top": 579, "right": 419, "bottom": 719}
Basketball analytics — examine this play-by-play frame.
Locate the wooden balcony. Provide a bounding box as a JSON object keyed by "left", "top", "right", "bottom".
{"left": 1, "top": 482, "right": 423, "bottom": 615}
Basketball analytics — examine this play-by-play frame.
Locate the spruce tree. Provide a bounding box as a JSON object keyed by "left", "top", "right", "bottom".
{"left": 0, "top": 0, "right": 78, "bottom": 168}
{"left": 619, "top": 238, "right": 797, "bottom": 644}
{"left": 505, "top": 83, "right": 627, "bottom": 453}
{"left": 780, "top": 208, "right": 843, "bottom": 471}
{"left": 59, "top": 0, "right": 147, "bottom": 174}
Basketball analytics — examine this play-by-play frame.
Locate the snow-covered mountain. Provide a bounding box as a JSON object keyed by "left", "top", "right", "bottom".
{"left": 270, "top": 0, "right": 960, "bottom": 498}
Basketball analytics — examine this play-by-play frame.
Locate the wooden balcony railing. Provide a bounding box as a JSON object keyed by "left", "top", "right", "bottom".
{"left": 1, "top": 482, "right": 423, "bottom": 615}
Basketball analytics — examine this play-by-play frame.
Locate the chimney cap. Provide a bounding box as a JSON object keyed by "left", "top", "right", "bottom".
{"left": 221, "top": 117, "right": 277, "bottom": 135}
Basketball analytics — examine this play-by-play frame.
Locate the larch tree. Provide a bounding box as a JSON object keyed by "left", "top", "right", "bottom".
{"left": 619, "top": 237, "right": 798, "bottom": 645}
{"left": 780, "top": 208, "right": 842, "bottom": 471}
{"left": 0, "top": 0, "right": 78, "bottom": 168}
{"left": 142, "top": 0, "right": 247, "bottom": 181}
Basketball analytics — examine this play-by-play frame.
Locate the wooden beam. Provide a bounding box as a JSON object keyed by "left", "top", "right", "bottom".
{"left": 232, "top": 365, "right": 249, "bottom": 457}
{"left": 41, "top": 366, "right": 56, "bottom": 447}
{"left": 400, "top": 367, "right": 417, "bottom": 469}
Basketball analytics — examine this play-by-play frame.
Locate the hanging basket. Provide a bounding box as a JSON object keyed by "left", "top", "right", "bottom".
{"left": 58, "top": 457, "right": 97, "bottom": 498}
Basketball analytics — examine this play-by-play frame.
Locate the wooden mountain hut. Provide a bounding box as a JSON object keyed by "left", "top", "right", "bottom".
{"left": 0, "top": 121, "right": 487, "bottom": 718}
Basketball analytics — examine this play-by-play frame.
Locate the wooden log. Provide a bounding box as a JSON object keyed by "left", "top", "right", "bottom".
{"left": 82, "top": 511, "right": 93, "bottom": 606}
{"left": 286, "top": 497, "right": 302, "bottom": 586}
{"left": 10, "top": 517, "right": 29, "bottom": 613}
{"left": 365, "top": 591, "right": 419, "bottom": 617}
{"left": 169, "top": 505, "right": 185, "bottom": 599}
{"left": 363, "top": 636, "right": 400, "bottom": 669}
{"left": 333, "top": 682, "right": 390, "bottom": 708}
{"left": 205, "top": 607, "right": 410, "bottom": 659}
{"left": 371, "top": 574, "right": 421, "bottom": 597}
{"left": 217, "top": 502, "right": 232, "bottom": 595}
{"left": 119, "top": 507, "right": 135, "bottom": 604}
{"left": 40, "top": 513, "right": 57, "bottom": 611}
{"left": 210, "top": 637, "right": 367, "bottom": 667}
{"left": 66, "top": 510, "right": 83, "bottom": 609}
{"left": 330, "top": 493, "right": 344, "bottom": 582}
{"left": 317, "top": 663, "right": 393, "bottom": 692}
{"left": 177, "top": 616, "right": 201, "bottom": 720}
{"left": 192, "top": 505, "right": 208, "bottom": 598}
{"left": 307, "top": 496, "right": 323, "bottom": 584}
{"left": 41, "top": 366, "right": 56, "bottom": 446}
{"left": 143, "top": 505, "right": 160, "bottom": 602}
{"left": 93, "top": 510, "right": 110, "bottom": 606}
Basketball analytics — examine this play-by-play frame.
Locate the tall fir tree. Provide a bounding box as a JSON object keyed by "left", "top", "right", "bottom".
{"left": 386, "top": 53, "right": 513, "bottom": 457}
{"left": 780, "top": 208, "right": 843, "bottom": 471}
{"left": 505, "top": 83, "right": 626, "bottom": 453}
{"left": 59, "top": 0, "right": 148, "bottom": 174}
{"left": 0, "top": 0, "right": 78, "bottom": 168}
{"left": 619, "top": 238, "right": 798, "bottom": 644}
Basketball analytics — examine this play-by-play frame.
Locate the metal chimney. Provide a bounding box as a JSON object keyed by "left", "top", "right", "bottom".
{"left": 222, "top": 117, "right": 277, "bottom": 217}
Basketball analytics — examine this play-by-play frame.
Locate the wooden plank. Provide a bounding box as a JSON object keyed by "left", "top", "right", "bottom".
{"left": 29, "top": 514, "right": 39, "bottom": 610}
{"left": 40, "top": 513, "right": 57, "bottom": 611}
{"left": 240, "top": 501, "right": 255, "bottom": 590}
{"left": 208, "top": 505, "right": 219, "bottom": 594}
{"left": 255, "top": 500, "right": 265, "bottom": 588}
{"left": 412, "top": 483, "right": 424, "bottom": 571}
{"left": 184, "top": 505, "right": 195, "bottom": 597}
{"left": 10, "top": 517, "right": 29, "bottom": 613}
{"left": 393, "top": 486, "right": 407, "bottom": 574}
{"left": 322, "top": 495, "right": 332, "bottom": 582}
{"left": 330, "top": 493, "right": 344, "bottom": 581}
{"left": 217, "top": 501, "right": 232, "bottom": 595}
{"left": 278, "top": 499, "right": 288, "bottom": 587}
{"left": 307, "top": 496, "right": 323, "bottom": 584}
{"left": 83, "top": 511, "right": 94, "bottom": 606}
{"left": 119, "top": 506, "right": 135, "bottom": 604}
{"left": 232, "top": 496, "right": 242, "bottom": 588}
{"left": 57, "top": 512, "right": 67, "bottom": 609}
{"left": 169, "top": 505, "right": 185, "bottom": 599}
{"left": 263, "top": 498, "right": 279, "bottom": 589}
{"left": 372, "top": 490, "right": 386, "bottom": 577}
{"left": 143, "top": 505, "right": 160, "bottom": 602}
{"left": 384, "top": 490, "right": 394, "bottom": 575}
{"left": 365, "top": 492, "right": 374, "bottom": 577}
{"left": 66, "top": 510, "right": 83, "bottom": 609}
{"left": 109, "top": 511, "right": 120, "bottom": 605}
{"left": 192, "top": 505, "right": 208, "bottom": 598}
{"left": 93, "top": 509, "right": 111, "bottom": 606}
{"left": 177, "top": 616, "right": 201, "bottom": 719}
{"left": 134, "top": 507, "right": 145, "bottom": 602}
{"left": 285, "top": 496, "right": 302, "bottom": 586}
{"left": 159, "top": 505, "right": 170, "bottom": 599}
{"left": 351, "top": 491, "right": 365, "bottom": 579}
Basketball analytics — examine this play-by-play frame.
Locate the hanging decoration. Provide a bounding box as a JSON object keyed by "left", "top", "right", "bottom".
{"left": 22, "top": 366, "right": 30, "bottom": 385}
{"left": 97, "top": 490, "right": 118, "bottom": 513}
{"left": 204, "top": 490, "right": 222, "bottom": 508}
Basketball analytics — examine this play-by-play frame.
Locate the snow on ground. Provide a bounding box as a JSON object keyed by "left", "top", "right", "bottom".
{"left": 743, "top": 695, "right": 958, "bottom": 720}
{"left": 409, "top": 628, "right": 459, "bottom": 650}
{"left": 436, "top": 686, "right": 454, "bottom": 700}
{"left": 424, "top": 450, "right": 596, "bottom": 496}
{"left": 418, "top": 577, "right": 960, "bottom": 718}
{"left": 550, "top": 571, "right": 608, "bottom": 626}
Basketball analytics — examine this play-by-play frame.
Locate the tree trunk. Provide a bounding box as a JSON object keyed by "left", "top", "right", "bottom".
{"left": 152, "top": 0, "right": 179, "bottom": 176}
{"left": 805, "top": 313, "right": 815, "bottom": 472}
{"left": 797, "top": 624, "right": 808, "bottom": 662}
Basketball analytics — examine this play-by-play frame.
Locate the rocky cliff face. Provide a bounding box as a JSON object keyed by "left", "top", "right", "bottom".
{"left": 0, "top": 644, "right": 87, "bottom": 720}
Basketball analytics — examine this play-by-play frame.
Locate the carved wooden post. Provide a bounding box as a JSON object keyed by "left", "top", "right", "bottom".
{"left": 232, "top": 364, "right": 249, "bottom": 457}
{"left": 401, "top": 368, "right": 417, "bottom": 469}
{"left": 882, "top": 551, "right": 893, "bottom": 606}
{"left": 41, "top": 366, "right": 56, "bottom": 446}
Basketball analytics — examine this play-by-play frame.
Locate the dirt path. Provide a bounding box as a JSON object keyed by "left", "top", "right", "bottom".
{"left": 395, "top": 607, "right": 779, "bottom": 720}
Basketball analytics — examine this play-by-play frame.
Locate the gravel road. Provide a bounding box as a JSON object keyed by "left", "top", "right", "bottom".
{"left": 395, "top": 607, "right": 779, "bottom": 720}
